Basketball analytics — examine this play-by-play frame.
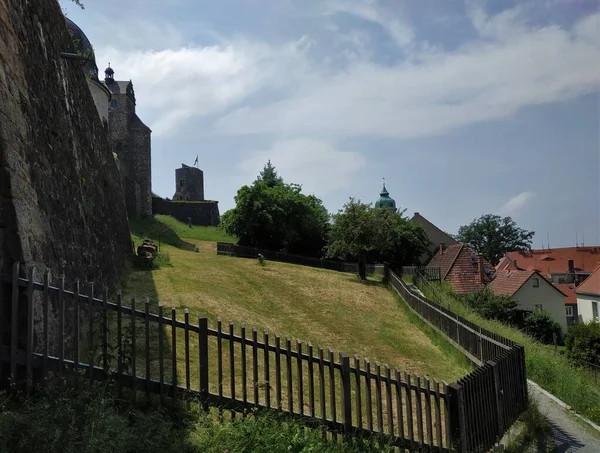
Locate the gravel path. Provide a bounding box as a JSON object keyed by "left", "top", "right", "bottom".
{"left": 528, "top": 382, "right": 600, "bottom": 452}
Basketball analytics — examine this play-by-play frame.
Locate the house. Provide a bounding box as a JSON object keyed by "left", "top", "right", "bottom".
{"left": 410, "top": 212, "right": 459, "bottom": 265}
{"left": 497, "top": 247, "right": 600, "bottom": 285}
{"left": 576, "top": 265, "right": 600, "bottom": 323}
{"left": 427, "top": 244, "right": 494, "bottom": 294}
{"left": 554, "top": 283, "right": 578, "bottom": 326}
{"left": 488, "top": 269, "right": 568, "bottom": 333}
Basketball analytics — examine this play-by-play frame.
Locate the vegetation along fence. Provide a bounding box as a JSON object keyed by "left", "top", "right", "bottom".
{"left": 216, "top": 242, "right": 385, "bottom": 276}
{"left": 397, "top": 266, "right": 442, "bottom": 283}
{"left": 1, "top": 261, "right": 527, "bottom": 452}
{"left": 390, "top": 269, "right": 528, "bottom": 453}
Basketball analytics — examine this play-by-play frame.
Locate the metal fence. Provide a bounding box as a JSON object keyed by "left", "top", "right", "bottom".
{"left": 1, "top": 261, "right": 527, "bottom": 452}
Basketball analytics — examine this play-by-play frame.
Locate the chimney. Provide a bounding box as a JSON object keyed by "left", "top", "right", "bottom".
{"left": 568, "top": 259, "right": 574, "bottom": 273}
{"left": 513, "top": 259, "right": 517, "bottom": 269}
{"left": 439, "top": 243, "right": 446, "bottom": 254}
{"left": 478, "top": 254, "right": 485, "bottom": 284}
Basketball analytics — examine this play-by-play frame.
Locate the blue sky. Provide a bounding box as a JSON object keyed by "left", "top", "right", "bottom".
{"left": 63, "top": 0, "right": 600, "bottom": 248}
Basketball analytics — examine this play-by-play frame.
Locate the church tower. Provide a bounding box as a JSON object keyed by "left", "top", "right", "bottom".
{"left": 374, "top": 179, "right": 397, "bottom": 213}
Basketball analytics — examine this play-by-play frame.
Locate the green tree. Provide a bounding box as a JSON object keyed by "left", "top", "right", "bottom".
{"left": 220, "top": 163, "right": 329, "bottom": 257}
{"left": 456, "top": 214, "right": 534, "bottom": 265}
{"left": 463, "top": 289, "right": 520, "bottom": 323}
{"left": 326, "top": 199, "right": 429, "bottom": 280}
{"left": 256, "top": 159, "right": 283, "bottom": 188}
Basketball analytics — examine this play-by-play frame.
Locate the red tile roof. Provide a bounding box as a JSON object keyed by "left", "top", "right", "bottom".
{"left": 554, "top": 283, "right": 577, "bottom": 304}
{"left": 428, "top": 244, "right": 463, "bottom": 279}
{"left": 428, "top": 244, "right": 495, "bottom": 294}
{"left": 504, "top": 247, "right": 600, "bottom": 278}
{"left": 576, "top": 264, "right": 600, "bottom": 297}
{"left": 488, "top": 269, "right": 535, "bottom": 297}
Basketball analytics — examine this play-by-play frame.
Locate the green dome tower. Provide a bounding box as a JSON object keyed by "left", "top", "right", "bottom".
{"left": 374, "top": 179, "right": 397, "bottom": 213}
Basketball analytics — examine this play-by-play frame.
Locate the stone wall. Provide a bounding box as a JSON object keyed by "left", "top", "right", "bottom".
{"left": 0, "top": 0, "right": 131, "bottom": 357}
{"left": 152, "top": 197, "right": 220, "bottom": 226}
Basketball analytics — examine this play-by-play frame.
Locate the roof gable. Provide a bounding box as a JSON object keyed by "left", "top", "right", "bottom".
{"left": 428, "top": 244, "right": 463, "bottom": 279}
{"left": 576, "top": 264, "right": 600, "bottom": 296}
{"left": 488, "top": 269, "right": 535, "bottom": 297}
{"left": 429, "top": 244, "right": 495, "bottom": 294}
{"left": 410, "top": 213, "right": 458, "bottom": 246}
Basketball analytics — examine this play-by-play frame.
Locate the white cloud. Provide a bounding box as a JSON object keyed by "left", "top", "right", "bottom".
{"left": 95, "top": 36, "right": 314, "bottom": 137}
{"left": 238, "top": 138, "right": 366, "bottom": 195}
{"left": 216, "top": 11, "right": 600, "bottom": 139}
{"left": 500, "top": 191, "right": 537, "bottom": 216}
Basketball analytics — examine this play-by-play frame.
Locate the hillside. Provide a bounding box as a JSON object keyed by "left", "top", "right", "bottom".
{"left": 126, "top": 216, "right": 470, "bottom": 384}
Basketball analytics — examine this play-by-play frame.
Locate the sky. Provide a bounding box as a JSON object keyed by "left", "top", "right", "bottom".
{"left": 62, "top": 0, "right": 600, "bottom": 248}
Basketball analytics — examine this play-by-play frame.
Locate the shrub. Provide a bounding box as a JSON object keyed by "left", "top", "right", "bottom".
{"left": 565, "top": 322, "right": 600, "bottom": 366}
{"left": 462, "top": 289, "right": 519, "bottom": 323}
{"left": 523, "top": 311, "right": 563, "bottom": 345}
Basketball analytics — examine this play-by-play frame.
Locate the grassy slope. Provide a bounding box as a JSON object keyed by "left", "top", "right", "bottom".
{"left": 414, "top": 278, "right": 600, "bottom": 424}
{"left": 127, "top": 216, "right": 469, "bottom": 383}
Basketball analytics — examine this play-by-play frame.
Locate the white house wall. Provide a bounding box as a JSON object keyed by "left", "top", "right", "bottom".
{"left": 514, "top": 277, "right": 568, "bottom": 334}
{"left": 577, "top": 294, "right": 600, "bottom": 323}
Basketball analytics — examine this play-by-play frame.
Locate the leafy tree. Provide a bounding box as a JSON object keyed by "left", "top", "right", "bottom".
{"left": 220, "top": 163, "right": 329, "bottom": 257}
{"left": 565, "top": 322, "right": 600, "bottom": 366}
{"left": 456, "top": 214, "right": 534, "bottom": 265}
{"left": 326, "top": 199, "right": 429, "bottom": 280}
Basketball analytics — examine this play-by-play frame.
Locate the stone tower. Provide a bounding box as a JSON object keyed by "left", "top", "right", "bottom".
{"left": 173, "top": 164, "right": 204, "bottom": 201}
{"left": 103, "top": 66, "right": 152, "bottom": 219}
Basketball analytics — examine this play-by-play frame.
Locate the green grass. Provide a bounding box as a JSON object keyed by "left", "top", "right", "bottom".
{"left": 416, "top": 279, "right": 600, "bottom": 424}
{"left": 0, "top": 386, "right": 398, "bottom": 453}
{"left": 154, "top": 214, "right": 237, "bottom": 243}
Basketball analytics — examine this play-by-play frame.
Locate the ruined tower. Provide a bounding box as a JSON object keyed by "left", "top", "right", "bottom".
{"left": 173, "top": 163, "right": 204, "bottom": 201}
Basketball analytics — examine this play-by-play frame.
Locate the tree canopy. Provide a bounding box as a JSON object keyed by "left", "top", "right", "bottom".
{"left": 326, "top": 198, "right": 429, "bottom": 279}
{"left": 220, "top": 162, "right": 329, "bottom": 257}
{"left": 456, "top": 214, "right": 534, "bottom": 265}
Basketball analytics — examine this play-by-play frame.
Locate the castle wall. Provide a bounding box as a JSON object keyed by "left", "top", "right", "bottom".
{"left": 173, "top": 166, "right": 204, "bottom": 201}
{"left": 152, "top": 197, "right": 220, "bottom": 226}
{"left": 0, "top": 0, "right": 131, "bottom": 357}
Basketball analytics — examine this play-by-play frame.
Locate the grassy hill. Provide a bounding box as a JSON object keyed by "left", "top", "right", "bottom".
{"left": 126, "top": 216, "right": 470, "bottom": 386}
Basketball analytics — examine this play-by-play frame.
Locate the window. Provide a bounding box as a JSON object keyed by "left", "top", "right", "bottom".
{"left": 558, "top": 277, "right": 565, "bottom": 284}
{"left": 532, "top": 278, "right": 539, "bottom": 287}
{"left": 179, "top": 179, "right": 184, "bottom": 187}
{"left": 533, "top": 304, "right": 543, "bottom": 313}
{"left": 111, "top": 99, "right": 117, "bottom": 107}
{"left": 593, "top": 301, "right": 599, "bottom": 321}
{"left": 565, "top": 306, "right": 573, "bottom": 317}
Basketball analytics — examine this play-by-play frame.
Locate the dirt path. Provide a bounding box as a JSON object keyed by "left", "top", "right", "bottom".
{"left": 528, "top": 382, "right": 600, "bottom": 452}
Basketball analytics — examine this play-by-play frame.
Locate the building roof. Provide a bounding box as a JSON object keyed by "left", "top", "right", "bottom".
{"left": 555, "top": 283, "right": 577, "bottom": 304}
{"left": 374, "top": 182, "right": 396, "bottom": 211}
{"left": 410, "top": 212, "right": 459, "bottom": 246}
{"left": 488, "top": 269, "right": 536, "bottom": 297}
{"left": 428, "top": 243, "right": 463, "bottom": 279}
{"left": 65, "top": 18, "right": 99, "bottom": 83}
{"left": 130, "top": 114, "right": 151, "bottom": 131}
{"left": 428, "top": 244, "right": 495, "bottom": 294}
{"left": 503, "top": 247, "right": 600, "bottom": 278}
{"left": 576, "top": 264, "right": 600, "bottom": 297}
{"left": 104, "top": 80, "right": 133, "bottom": 95}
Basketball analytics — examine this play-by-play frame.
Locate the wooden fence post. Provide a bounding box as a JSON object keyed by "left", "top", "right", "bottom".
{"left": 478, "top": 327, "right": 483, "bottom": 362}
{"left": 198, "top": 315, "right": 209, "bottom": 411}
{"left": 490, "top": 360, "right": 504, "bottom": 437}
{"left": 340, "top": 352, "right": 352, "bottom": 435}
{"left": 448, "top": 382, "right": 467, "bottom": 453}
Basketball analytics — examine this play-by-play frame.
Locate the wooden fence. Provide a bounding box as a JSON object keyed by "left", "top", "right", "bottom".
{"left": 388, "top": 271, "right": 528, "bottom": 452}
{"left": 216, "top": 242, "right": 385, "bottom": 276}
{"left": 0, "top": 261, "right": 527, "bottom": 452}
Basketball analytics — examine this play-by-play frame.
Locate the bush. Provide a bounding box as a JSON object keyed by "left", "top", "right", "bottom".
{"left": 523, "top": 311, "right": 563, "bottom": 345}
{"left": 462, "top": 289, "right": 519, "bottom": 323}
{"left": 565, "top": 322, "right": 600, "bottom": 366}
